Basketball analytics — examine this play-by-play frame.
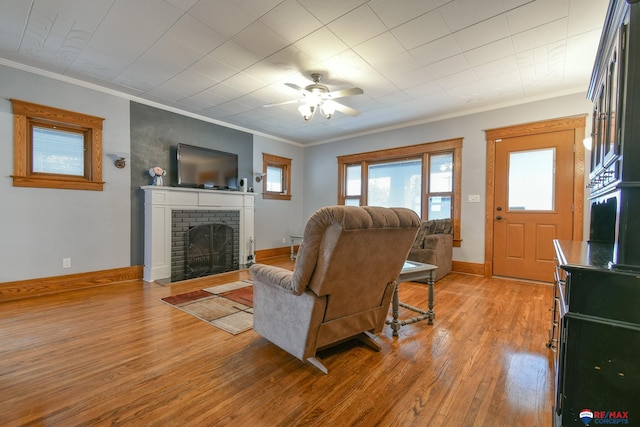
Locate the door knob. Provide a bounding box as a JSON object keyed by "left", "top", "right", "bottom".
{"left": 496, "top": 215, "right": 503, "bottom": 220}
{"left": 497, "top": 206, "right": 503, "bottom": 211}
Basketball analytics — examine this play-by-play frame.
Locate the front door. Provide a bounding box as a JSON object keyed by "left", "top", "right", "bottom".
{"left": 492, "top": 130, "right": 575, "bottom": 282}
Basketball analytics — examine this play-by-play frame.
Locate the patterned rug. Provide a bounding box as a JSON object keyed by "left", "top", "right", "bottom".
{"left": 161, "top": 280, "right": 253, "bottom": 335}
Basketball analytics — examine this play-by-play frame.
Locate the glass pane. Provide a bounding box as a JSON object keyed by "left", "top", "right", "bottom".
{"left": 345, "top": 198, "right": 360, "bottom": 206}
{"left": 430, "top": 152, "right": 453, "bottom": 192}
{"left": 32, "top": 126, "right": 84, "bottom": 175}
{"left": 368, "top": 158, "right": 421, "bottom": 216}
{"left": 266, "top": 165, "right": 282, "bottom": 192}
{"left": 508, "top": 148, "right": 555, "bottom": 211}
{"left": 346, "top": 164, "right": 361, "bottom": 196}
{"left": 428, "top": 196, "right": 451, "bottom": 220}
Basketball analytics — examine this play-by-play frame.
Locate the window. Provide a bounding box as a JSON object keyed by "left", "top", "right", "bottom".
{"left": 508, "top": 148, "right": 555, "bottom": 210}
{"left": 262, "top": 153, "right": 292, "bottom": 200}
{"left": 11, "top": 99, "right": 104, "bottom": 191}
{"left": 344, "top": 163, "right": 362, "bottom": 206}
{"left": 427, "top": 152, "right": 454, "bottom": 219}
{"left": 368, "top": 158, "right": 422, "bottom": 213}
{"left": 338, "top": 138, "right": 462, "bottom": 246}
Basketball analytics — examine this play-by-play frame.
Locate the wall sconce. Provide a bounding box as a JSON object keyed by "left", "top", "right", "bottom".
{"left": 255, "top": 173, "right": 266, "bottom": 183}
{"left": 114, "top": 156, "right": 127, "bottom": 169}
{"left": 110, "top": 152, "right": 128, "bottom": 169}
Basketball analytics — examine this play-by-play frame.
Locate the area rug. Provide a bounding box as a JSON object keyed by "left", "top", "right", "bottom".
{"left": 161, "top": 280, "right": 253, "bottom": 335}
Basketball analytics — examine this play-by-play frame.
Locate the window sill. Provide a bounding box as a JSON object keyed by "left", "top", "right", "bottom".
{"left": 263, "top": 193, "right": 292, "bottom": 201}
{"left": 12, "top": 176, "right": 104, "bottom": 191}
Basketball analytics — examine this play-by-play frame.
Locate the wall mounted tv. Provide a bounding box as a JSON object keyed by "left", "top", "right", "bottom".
{"left": 177, "top": 143, "right": 238, "bottom": 190}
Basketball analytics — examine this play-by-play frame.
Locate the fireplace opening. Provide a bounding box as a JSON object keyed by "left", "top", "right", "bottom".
{"left": 185, "top": 223, "right": 235, "bottom": 279}
{"left": 171, "top": 210, "right": 240, "bottom": 282}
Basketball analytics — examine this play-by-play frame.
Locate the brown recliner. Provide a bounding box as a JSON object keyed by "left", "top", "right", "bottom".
{"left": 249, "top": 206, "right": 420, "bottom": 374}
{"left": 407, "top": 219, "right": 453, "bottom": 282}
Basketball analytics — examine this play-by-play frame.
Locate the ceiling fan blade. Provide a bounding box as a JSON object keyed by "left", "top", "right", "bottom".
{"left": 263, "top": 99, "right": 300, "bottom": 108}
{"left": 330, "top": 100, "right": 360, "bottom": 117}
{"left": 284, "top": 82, "right": 307, "bottom": 92}
{"left": 326, "top": 87, "right": 363, "bottom": 99}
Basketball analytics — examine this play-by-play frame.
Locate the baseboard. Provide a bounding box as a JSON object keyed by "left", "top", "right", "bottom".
{"left": 254, "top": 247, "right": 483, "bottom": 277}
{"left": 0, "top": 266, "right": 143, "bottom": 302}
{"left": 255, "top": 246, "right": 295, "bottom": 260}
{"left": 452, "top": 261, "right": 484, "bottom": 276}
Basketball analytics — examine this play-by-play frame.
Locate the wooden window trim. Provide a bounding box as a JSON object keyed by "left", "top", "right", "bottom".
{"left": 337, "top": 138, "right": 463, "bottom": 247}
{"left": 262, "top": 153, "right": 292, "bottom": 201}
{"left": 11, "top": 99, "right": 104, "bottom": 191}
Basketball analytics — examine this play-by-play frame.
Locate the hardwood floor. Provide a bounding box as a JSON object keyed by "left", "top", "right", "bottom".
{"left": 0, "top": 257, "right": 554, "bottom": 426}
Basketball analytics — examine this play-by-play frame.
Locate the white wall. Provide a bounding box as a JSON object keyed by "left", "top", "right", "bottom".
{"left": 252, "top": 135, "right": 305, "bottom": 251}
{"left": 0, "top": 65, "right": 131, "bottom": 282}
{"left": 304, "top": 93, "right": 594, "bottom": 265}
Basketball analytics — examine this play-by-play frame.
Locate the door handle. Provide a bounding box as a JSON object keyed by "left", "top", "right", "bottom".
{"left": 496, "top": 215, "right": 503, "bottom": 220}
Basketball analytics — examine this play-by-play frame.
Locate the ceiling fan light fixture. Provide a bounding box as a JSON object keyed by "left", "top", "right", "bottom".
{"left": 298, "top": 103, "right": 315, "bottom": 121}
{"left": 265, "top": 73, "right": 363, "bottom": 121}
{"left": 320, "top": 102, "right": 335, "bottom": 119}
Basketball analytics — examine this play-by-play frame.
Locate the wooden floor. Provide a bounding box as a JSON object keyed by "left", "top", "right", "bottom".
{"left": 0, "top": 256, "right": 555, "bottom": 427}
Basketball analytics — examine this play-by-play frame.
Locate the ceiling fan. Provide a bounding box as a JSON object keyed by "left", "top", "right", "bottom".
{"left": 264, "top": 73, "right": 363, "bottom": 121}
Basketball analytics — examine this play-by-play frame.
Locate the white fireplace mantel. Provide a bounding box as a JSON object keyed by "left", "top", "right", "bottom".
{"left": 142, "top": 185, "right": 255, "bottom": 282}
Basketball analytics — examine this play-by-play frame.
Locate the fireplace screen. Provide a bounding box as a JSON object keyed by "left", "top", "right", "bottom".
{"left": 185, "top": 223, "right": 234, "bottom": 279}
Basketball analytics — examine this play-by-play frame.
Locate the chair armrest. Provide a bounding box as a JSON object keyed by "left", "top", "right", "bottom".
{"left": 423, "top": 233, "right": 451, "bottom": 249}
{"left": 249, "top": 263, "right": 297, "bottom": 293}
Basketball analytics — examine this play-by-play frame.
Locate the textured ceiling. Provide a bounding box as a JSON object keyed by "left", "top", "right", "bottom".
{"left": 0, "top": 0, "right": 608, "bottom": 144}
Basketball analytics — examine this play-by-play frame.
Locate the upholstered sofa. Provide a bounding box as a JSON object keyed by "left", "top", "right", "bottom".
{"left": 249, "top": 205, "right": 420, "bottom": 374}
{"left": 407, "top": 219, "right": 453, "bottom": 282}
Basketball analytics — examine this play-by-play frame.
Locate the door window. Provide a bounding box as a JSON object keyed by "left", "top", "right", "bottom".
{"left": 508, "top": 148, "right": 555, "bottom": 211}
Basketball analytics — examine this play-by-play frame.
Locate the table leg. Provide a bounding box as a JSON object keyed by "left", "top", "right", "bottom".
{"left": 427, "top": 272, "right": 435, "bottom": 324}
{"left": 386, "top": 281, "right": 401, "bottom": 337}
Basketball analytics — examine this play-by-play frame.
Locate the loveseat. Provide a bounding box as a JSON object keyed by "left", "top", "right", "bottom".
{"left": 407, "top": 219, "right": 453, "bottom": 282}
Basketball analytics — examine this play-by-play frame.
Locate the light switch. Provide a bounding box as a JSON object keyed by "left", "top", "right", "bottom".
{"left": 468, "top": 194, "right": 480, "bottom": 203}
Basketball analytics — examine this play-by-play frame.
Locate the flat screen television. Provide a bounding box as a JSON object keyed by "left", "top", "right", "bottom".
{"left": 177, "top": 143, "right": 238, "bottom": 189}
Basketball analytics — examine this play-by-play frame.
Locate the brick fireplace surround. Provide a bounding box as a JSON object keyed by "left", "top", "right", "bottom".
{"left": 142, "top": 186, "right": 255, "bottom": 283}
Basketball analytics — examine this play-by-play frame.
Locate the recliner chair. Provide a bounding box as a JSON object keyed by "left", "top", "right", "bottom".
{"left": 249, "top": 205, "right": 420, "bottom": 374}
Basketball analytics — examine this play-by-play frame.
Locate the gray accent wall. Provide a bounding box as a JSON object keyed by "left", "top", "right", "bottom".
{"left": 130, "top": 102, "right": 253, "bottom": 266}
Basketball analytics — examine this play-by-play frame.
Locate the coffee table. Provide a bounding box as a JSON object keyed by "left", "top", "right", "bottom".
{"left": 386, "top": 260, "right": 438, "bottom": 336}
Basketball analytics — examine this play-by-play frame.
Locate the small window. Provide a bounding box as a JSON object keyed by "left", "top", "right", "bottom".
{"left": 262, "top": 153, "right": 292, "bottom": 200}
{"left": 11, "top": 99, "right": 104, "bottom": 191}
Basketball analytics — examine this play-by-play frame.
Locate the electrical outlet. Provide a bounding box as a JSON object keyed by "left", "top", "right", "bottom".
{"left": 282, "top": 237, "right": 287, "bottom": 244}
{"left": 63, "top": 258, "right": 72, "bottom": 268}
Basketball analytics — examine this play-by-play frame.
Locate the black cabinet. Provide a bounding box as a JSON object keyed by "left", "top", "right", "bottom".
{"left": 552, "top": 240, "right": 640, "bottom": 427}
{"left": 587, "top": 0, "right": 640, "bottom": 269}
{"left": 550, "top": 1, "right": 640, "bottom": 424}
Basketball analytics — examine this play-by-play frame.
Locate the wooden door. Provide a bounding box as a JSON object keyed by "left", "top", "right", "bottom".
{"left": 492, "top": 130, "right": 575, "bottom": 282}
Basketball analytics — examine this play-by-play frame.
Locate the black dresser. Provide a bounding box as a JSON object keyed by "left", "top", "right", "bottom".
{"left": 551, "top": 240, "right": 640, "bottom": 426}
{"left": 549, "top": 0, "right": 640, "bottom": 425}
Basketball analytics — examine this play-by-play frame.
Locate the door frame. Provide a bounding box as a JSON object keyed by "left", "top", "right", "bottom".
{"left": 484, "top": 115, "right": 587, "bottom": 279}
